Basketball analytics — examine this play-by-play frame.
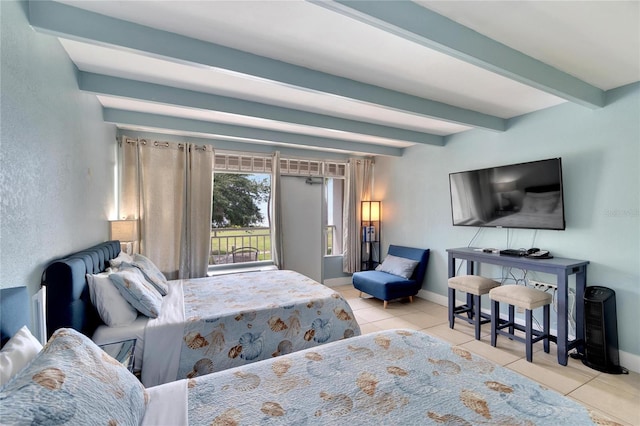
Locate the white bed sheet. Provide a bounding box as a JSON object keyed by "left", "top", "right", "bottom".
{"left": 141, "top": 379, "right": 188, "bottom": 426}
{"left": 141, "top": 278, "right": 186, "bottom": 387}
{"left": 92, "top": 316, "right": 148, "bottom": 372}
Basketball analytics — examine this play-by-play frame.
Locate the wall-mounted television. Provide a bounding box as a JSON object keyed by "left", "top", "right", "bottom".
{"left": 449, "top": 158, "right": 566, "bottom": 230}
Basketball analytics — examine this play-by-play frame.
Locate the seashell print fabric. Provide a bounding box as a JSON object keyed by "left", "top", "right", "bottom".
{"left": 0, "top": 328, "right": 147, "bottom": 425}
{"left": 176, "top": 270, "right": 361, "bottom": 379}
{"left": 185, "top": 329, "right": 598, "bottom": 425}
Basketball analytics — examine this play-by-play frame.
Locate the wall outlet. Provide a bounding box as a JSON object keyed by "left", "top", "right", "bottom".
{"left": 529, "top": 280, "right": 557, "bottom": 291}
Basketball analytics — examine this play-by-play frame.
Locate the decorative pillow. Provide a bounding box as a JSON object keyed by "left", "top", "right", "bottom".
{"left": 0, "top": 328, "right": 147, "bottom": 424}
{"left": 87, "top": 273, "right": 138, "bottom": 327}
{"left": 130, "top": 253, "right": 169, "bottom": 296}
{"left": 375, "top": 254, "right": 419, "bottom": 279}
{"left": 108, "top": 251, "right": 134, "bottom": 268}
{"left": 0, "top": 326, "right": 43, "bottom": 386}
{"left": 109, "top": 267, "right": 163, "bottom": 318}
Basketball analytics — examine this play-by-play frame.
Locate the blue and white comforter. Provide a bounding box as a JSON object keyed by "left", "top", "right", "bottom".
{"left": 143, "top": 329, "right": 600, "bottom": 425}
{"left": 142, "top": 270, "right": 360, "bottom": 386}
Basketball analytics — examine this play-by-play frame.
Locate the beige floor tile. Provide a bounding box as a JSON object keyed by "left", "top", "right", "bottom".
{"left": 506, "top": 351, "right": 598, "bottom": 395}
{"left": 353, "top": 311, "right": 370, "bottom": 325}
{"left": 460, "top": 338, "right": 522, "bottom": 366}
{"left": 569, "top": 378, "right": 640, "bottom": 425}
{"left": 352, "top": 306, "right": 396, "bottom": 323}
{"left": 398, "top": 312, "right": 447, "bottom": 329}
{"left": 591, "top": 370, "right": 640, "bottom": 397}
{"left": 367, "top": 316, "right": 424, "bottom": 331}
{"left": 422, "top": 323, "right": 476, "bottom": 346}
{"left": 338, "top": 288, "right": 361, "bottom": 299}
{"left": 358, "top": 322, "right": 383, "bottom": 335}
{"left": 345, "top": 297, "right": 379, "bottom": 311}
{"left": 568, "top": 397, "right": 634, "bottom": 426}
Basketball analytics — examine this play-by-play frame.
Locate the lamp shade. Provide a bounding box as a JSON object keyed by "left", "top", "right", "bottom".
{"left": 109, "top": 220, "right": 138, "bottom": 242}
{"left": 493, "top": 180, "right": 517, "bottom": 192}
{"left": 361, "top": 201, "right": 381, "bottom": 222}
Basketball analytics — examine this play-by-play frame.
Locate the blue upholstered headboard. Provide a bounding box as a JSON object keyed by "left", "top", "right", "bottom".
{"left": 0, "top": 286, "right": 30, "bottom": 348}
{"left": 42, "top": 241, "right": 120, "bottom": 339}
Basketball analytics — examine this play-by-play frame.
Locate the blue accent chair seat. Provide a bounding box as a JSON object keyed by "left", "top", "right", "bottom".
{"left": 352, "top": 245, "right": 430, "bottom": 308}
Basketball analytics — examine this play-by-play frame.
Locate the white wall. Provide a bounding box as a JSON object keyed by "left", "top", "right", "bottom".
{"left": 0, "top": 1, "right": 116, "bottom": 298}
{"left": 374, "top": 83, "right": 639, "bottom": 360}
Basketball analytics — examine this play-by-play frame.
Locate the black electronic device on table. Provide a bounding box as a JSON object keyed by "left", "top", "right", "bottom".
{"left": 499, "top": 248, "right": 553, "bottom": 259}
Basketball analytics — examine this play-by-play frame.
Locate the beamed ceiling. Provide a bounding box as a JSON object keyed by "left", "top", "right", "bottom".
{"left": 28, "top": 0, "right": 640, "bottom": 157}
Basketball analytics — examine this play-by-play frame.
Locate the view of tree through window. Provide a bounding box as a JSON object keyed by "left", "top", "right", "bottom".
{"left": 210, "top": 173, "right": 271, "bottom": 266}
{"left": 212, "top": 174, "right": 270, "bottom": 227}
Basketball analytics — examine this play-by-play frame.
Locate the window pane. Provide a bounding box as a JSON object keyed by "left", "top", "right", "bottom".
{"left": 210, "top": 173, "right": 272, "bottom": 266}
{"left": 325, "top": 178, "right": 343, "bottom": 255}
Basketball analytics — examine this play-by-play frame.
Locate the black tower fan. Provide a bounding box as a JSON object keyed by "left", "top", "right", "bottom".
{"left": 582, "top": 286, "right": 625, "bottom": 374}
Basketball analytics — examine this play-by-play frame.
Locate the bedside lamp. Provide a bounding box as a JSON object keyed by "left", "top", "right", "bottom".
{"left": 109, "top": 220, "right": 138, "bottom": 255}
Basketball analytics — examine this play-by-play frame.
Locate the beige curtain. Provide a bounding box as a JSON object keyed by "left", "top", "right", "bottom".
{"left": 269, "top": 151, "right": 284, "bottom": 269}
{"left": 119, "top": 137, "right": 213, "bottom": 279}
{"left": 342, "top": 158, "right": 373, "bottom": 274}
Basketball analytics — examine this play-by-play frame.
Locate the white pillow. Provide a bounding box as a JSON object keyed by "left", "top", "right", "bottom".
{"left": 87, "top": 273, "right": 138, "bottom": 327}
{"left": 109, "top": 251, "right": 134, "bottom": 268}
{"left": 0, "top": 326, "right": 43, "bottom": 386}
{"left": 375, "top": 254, "right": 419, "bottom": 279}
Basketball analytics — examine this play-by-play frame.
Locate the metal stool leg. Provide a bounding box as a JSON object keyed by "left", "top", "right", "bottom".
{"left": 525, "top": 309, "right": 533, "bottom": 362}
{"left": 508, "top": 304, "right": 515, "bottom": 335}
{"left": 448, "top": 287, "right": 455, "bottom": 329}
{"left": 474, "top": 294, "right": 481, "bottom": 340}
{"left": 491, "top": 299, "right": 498, "bottom": 347}
{"left": 543, "top": 304, "right": 550, "bottom": 353}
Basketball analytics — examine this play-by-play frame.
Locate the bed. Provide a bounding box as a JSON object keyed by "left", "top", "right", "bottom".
{"left": 1, "top": 325, "right": 608, "bottom": 425}
{"left": 42, "top": 241, "right": 361, "bottom": 387}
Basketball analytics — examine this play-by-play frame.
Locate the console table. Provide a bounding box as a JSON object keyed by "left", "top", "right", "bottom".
{"left": 446, "top": 247, "right": 589, "bottom": 366}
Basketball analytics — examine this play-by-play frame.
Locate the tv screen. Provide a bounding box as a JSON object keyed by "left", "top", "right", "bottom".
{"left": 449, "top": 158, "right": 565, "bottom": 230}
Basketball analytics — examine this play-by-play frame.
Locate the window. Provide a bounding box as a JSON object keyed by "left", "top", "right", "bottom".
{"left": 325, "top": 178, "right": 344, "bottom": 256}
{"left": 211, "top": 150, "right": 347, "bottom": 261}
{"left": 209, "top": 172, "right": 271, "bottom": 266}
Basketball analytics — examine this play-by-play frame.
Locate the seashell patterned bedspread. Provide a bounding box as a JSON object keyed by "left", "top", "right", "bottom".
{"left": 184, "top": 329, "right": 599, "bottom": 425}
{"left": 175, "top": 270, "right": 361, "bottom": 380}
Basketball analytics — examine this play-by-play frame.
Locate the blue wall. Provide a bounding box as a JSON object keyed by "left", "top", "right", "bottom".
{"left": 374, "top": 83, "right": 639, "bottom": 359}
{"left": 0, "top": 1, "right": 116, "bottom": 297}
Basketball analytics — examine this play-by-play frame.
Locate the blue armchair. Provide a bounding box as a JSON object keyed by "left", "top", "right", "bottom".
{"left": 352, "top": 245, "right": 430, "bottom": 308}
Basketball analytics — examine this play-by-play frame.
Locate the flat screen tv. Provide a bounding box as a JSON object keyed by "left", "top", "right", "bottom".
{"left": 449, "top": 158, "right": 565, "bottom": 230}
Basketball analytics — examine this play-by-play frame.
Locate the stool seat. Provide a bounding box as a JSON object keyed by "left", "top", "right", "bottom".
{"left": 447, "top": 275, "right": 500, "bottom": 340}
{"left": 489, "top": 285, "right": 552, "bottom": 310}
{"left": 448, "top": 275, "right": 501, "bottom": 295}
{"left": 489, "top": 285, "right": 552, "bottom": 362}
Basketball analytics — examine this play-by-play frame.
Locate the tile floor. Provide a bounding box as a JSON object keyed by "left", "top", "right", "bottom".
{"left": 335, "top": 285, "right": 640, "bottom": 426}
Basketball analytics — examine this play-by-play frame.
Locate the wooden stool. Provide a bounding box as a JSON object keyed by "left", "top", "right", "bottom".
{"left": 489, "top": 285, "right": 552, "bottom": 362}
{"left": 448, "top": 275, "right": 501, "bottom": 340}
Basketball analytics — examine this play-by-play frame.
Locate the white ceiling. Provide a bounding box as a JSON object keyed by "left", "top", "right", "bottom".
{"left": 30, "top": 0, "right": 640, "bottom": 157}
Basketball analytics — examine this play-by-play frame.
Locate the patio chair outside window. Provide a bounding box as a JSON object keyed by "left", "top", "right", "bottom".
{"left": 232, "top": 247, "right": 259, "bottom": 263}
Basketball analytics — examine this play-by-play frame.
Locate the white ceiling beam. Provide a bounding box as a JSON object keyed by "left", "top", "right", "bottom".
{"left": 28, "top": 0, "right": 506, "bottom": 132}
{"left": 314, "top": 0, "right": 605, "bottom": 109}
{"left": 79, "top": 72, "right": 444, "bottom": 146}
{"left": 103, "top": 109, "right": 405, "bottom": 157}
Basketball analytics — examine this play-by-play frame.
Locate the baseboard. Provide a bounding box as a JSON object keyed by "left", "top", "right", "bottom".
{"left": 323, "top": 277, "right": 352, "bottom": 287}
{"left": 416, "top": 289, "right": 639, "bottom": 373}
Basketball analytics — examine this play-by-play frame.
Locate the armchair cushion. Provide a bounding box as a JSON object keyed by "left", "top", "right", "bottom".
{"left": 376, "top": 254, "right": 419, "bottom": 279}
{"left": 353, "top": 245, "right": 430, "bottom": 303}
